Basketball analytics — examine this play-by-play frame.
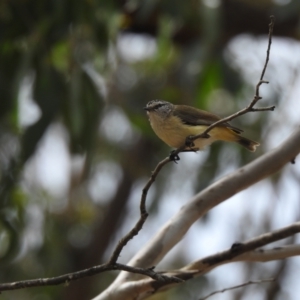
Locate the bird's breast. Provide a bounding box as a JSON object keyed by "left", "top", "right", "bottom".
{"left": 148, "top": 114, "right": 215, "bottom": 149}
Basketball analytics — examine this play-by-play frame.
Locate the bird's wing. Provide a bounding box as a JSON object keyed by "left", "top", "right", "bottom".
{"left": 173, "top": 105, "right": 243, "bottom": 134}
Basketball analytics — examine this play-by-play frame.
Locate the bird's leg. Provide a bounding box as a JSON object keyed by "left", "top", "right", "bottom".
{"left": 170, "top": 134, "right": 203, "bottom": 162}
{"left": 185, "top": 133, "right": 211, "bottom": 152}
{"left": 185, "top": 135, "right": 195, "bottom": 148}
{"left": 169, "top": 150, "right": 180, "bottom": 163}
{"left": 185, "top": 135, "right": 199, "bottom": 153}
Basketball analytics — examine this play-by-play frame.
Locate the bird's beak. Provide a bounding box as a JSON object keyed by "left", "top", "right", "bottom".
{"left": 143, "top": 107, "right": 149, "bottom": 111}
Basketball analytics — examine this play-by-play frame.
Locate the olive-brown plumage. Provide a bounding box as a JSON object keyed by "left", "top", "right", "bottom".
{"left": 144, "top": 100, "right": 259, "bottom": 152}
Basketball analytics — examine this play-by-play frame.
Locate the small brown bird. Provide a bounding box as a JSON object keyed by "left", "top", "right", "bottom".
{"left": 144, "top": 100, "right": 259, "bottom": 152}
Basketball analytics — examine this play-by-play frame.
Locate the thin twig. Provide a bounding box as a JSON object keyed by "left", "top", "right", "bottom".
{"left": 0, "top": 262, "right": 181, "bottom": 292}
{"left": 108, "top": 157, "right": 170, "bottom": 264}
{"left": 260, "top": 15, "right": 275, "bottom": 81}
{"left": 199, "top": 278, "right": 274, "bottom": 300}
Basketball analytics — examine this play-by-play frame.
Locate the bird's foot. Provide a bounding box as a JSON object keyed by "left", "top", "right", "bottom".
{"left": 185, "top": 135, "right": 195, "bottom": 148}
{"left": 185, "top": 136, "right": 200, "bottom": 152}
{"left": 230, "top": 242, "right": 244, "bottom": 252}
{"left": 169, "top": 150, "right": 180, "bottom": 163}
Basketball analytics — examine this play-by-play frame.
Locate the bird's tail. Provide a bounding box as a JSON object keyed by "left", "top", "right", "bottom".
{"left": 210, "top": 127, "right": 260, "bottom": 152}
{"left": 236, "top": 136, "right": 260, "bottom": 152}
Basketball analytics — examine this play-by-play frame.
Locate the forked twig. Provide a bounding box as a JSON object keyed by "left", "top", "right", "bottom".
{"left": 0, "top": 262, "right": 181, "bottom": 292}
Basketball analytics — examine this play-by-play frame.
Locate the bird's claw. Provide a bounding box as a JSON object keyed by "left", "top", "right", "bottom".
{"left": 169, "top": 150, "right": 180, "bottom": 163}
{"left": 230, "top": 242, "right": 244, "bottom": 251}
{"left": 185, "top": 136, "right": 195, "bottom": 148}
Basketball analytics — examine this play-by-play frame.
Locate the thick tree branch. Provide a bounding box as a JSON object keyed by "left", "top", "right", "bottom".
{"left": 95, "top": 225, "right": 300, "bottom": 299}
{"left": 104, "top": 125, "right": 300, "bottom": 294}
{"left": 182, "top": 222, "right": 300, "bottom": 274}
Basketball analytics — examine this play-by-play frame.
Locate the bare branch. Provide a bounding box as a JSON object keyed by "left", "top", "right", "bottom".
{"left": 250, "top": 106, "right": 275, "bottom": 112}
{"left": 0, "top": 262, "right": 182, "bottom": 292}
{"left": 184, "top": 222, "right": 300, "bottom": 274}
{"left": 153, "top": 223, "right": 300, "bottom": 287}
{"left": 108, "top": 157, "right": 170, "bottom": 264}
{"left": 260, "top": 15, "right": 275, "bottom": 81}
{"left": 93, "top": 227, "right": 300, "bottom": 299}
{"left": 97, "top": 125, "right": 300, "bottom": 300}
{"left": 199, "top": 278, "right": 274, "bottom": 300}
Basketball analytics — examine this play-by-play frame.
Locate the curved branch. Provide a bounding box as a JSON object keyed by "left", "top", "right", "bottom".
{"left": 183, "top": 223, "right": 300, "bottom": 274}
{"left": 103, "top": 125, "right": 300, "bottom": 295}
{"left": 0, "top": 262, "right": 182, "bottom": 292}
{"left": 108, "top": 157, "right": 170, "bottom": 264}
{"left": 95, "top": 226, "right": 300, "bottom": 299}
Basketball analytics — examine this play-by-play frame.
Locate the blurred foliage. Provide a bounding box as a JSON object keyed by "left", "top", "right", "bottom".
{"left": 0, "top": 0, "right": 300, "bottom": 299}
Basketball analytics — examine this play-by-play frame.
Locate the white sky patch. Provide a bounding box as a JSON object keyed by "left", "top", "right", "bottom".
{"left": 88, "top": 161, "right": 123, "bottom": 204}
{"left": 202, "top": 0, "right": 221, "bottom": 9}
{"left": 117, "top": 33, "right": 157, "bottom": 63}
{"left": 225, "top": 36, "right": 300, "bottom": 92}
{"left": 24, "top": 123, "right": 71, "bottom": 202}
{"left": 18, "top": 72, "right": 41, "bottom": 128}
{"left": 273, "top": 0, "right": 291, "bottom": 5}
{"left": 19, "top": 204, "right": 44, "bottom": 257}
{"left": 116, "top": 64, "right": 138, "bottom": 91}
{"left": 225, "top": 36, "right": 300, "bottom": 150}
{"left": 100, "top": 106, "right": 139, "bottom": 147}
